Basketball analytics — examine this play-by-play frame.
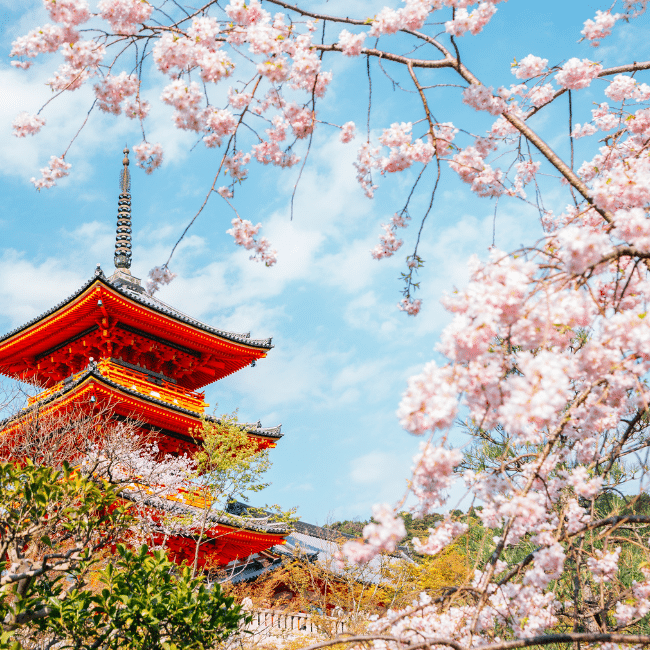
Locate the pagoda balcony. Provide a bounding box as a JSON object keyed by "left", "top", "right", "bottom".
{"left": 28, "top": 359, "right": 209, "bottom": 414}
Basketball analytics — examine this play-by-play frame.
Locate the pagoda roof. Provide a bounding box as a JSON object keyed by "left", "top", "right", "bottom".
{"left": 0, "top": 267, "right": 274, "bottom": 389}
{"left": 0, "top": 267, "right": 272, "bottom": 350}
{"left": 1, "top": 363, "right": 283, "bottom": 446}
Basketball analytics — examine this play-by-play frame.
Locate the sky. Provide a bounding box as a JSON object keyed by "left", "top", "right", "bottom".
{"left": 0, "top": 0, "right": 649, "bottom": 524}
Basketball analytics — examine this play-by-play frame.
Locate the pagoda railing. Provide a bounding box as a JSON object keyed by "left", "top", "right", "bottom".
{"left": 27, "top": 368, "right": 90, "bottom": 406}
{"left": 28, "top": 360, "right": 208, "bottom": 414}
{"left": 95, "top": 359, "right": 208, "bottom": 413}
{"left": 244, "top": 609, "right": 349, "bottom": 635}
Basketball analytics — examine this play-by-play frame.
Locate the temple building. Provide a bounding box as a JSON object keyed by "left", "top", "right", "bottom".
{"left": 0, "top": 149, "right": 288, "bottom": 568}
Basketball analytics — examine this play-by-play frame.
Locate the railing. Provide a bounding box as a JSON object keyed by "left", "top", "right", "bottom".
{"left": 97, "top": 359, "right": 207, "bottom": 413}
{"left": 27, "top": 368, "right": 89, "bottom": 405}
{"left": 245, "top": 609, "right": 348, "bottom": 636}
{"left": 28, "top": 360, "right": 208, "bottom": 413}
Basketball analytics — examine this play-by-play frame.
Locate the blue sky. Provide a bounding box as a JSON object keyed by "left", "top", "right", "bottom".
{"left": 1, "top": 0, "right": 649, "bottom": 523}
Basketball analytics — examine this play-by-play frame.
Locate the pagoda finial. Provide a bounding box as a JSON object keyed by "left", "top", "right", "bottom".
{"left": 114, "top": 147, "right": 132, "bottom": 270}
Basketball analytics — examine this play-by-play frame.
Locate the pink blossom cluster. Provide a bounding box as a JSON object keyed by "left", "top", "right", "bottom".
{"left": 44, "top": 0, "right": 90, "bottom": 27}
{"left": 512, "top": 54, "right": 548, "bottom": 79}
{"left": 226, "top": 217, "right": 277, "bottom": 266}
{"left": 10, "top": 24, "right": 78, "bottom": 68}
{"left": 48, "top": 40, "right": 106, "bottom": 91}
{"left": 30, "top": 155, "right": 71, "bottom": 190}
{"left": 371, "top": 213, "right": 410, "bottom": 260}
{"left": 586, "top": 547, "right": 621, "bottom": 583}
{"left": 340, "top": 121, "right": 356, "bottom": 143}
{"left": 412, "top": 517, "right": 468, "bottom": 555}
{"left": 12, "top": 112, "right": 46, "bottom": 138}
{"left": 555, "top": 57, "right": 603, "bottom": 90}
{"left": 462, "top": 84, "right": 507, "bottom": 115}
{"left": 98, "top": 0, "right": 153, "bottom": 35}
{"left": 338, "top": 29, "right": 366, "bottom": 56}
{"left": 94, "top": 72, "right": 139, "bottom": 115}
{"left": 581, "top": 10, "right": 620, "bottom": 46}
{"left": 445, "top": 2, "right": 497, "bottom": 37}
{"left": 449, "top": 146, "right": 504, "bottom": 197}
{"left": 133, "top": 141, "right": 163, "bottom": 174}
{"left": 145, "top": 265, "right": 177, "bottom": 295}
{"left": 398, "top": 297, "right": 422, "bottom": 316}
{"left": 343, "top": 503, "right": 406, "bottom": 564}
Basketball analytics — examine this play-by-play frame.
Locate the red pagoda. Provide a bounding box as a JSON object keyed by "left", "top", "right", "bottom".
{"left": 0, "top": 149, "right": 287, "bottom": 569}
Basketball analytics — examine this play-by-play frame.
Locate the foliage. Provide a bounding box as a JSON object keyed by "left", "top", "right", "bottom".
{"left": 0, "top": 460, "right": 245, "bottom": 649}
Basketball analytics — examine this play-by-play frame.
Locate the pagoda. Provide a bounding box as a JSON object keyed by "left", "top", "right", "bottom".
{"left": 0, "top": 149, "right": 287, "bottom": 569}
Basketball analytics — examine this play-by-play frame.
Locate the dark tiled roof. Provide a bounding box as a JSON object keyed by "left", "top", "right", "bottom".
{"left": 227, "top": 502, "right": 353, "bottom": 541}
{"left": 0, "top": 267, "right": 273, "bottom": 350}
{"left": 121, "top": 489, "right": 289, "bottom": 535}
{"left": 0, "top": 364, "right": 283, "bottom": 440}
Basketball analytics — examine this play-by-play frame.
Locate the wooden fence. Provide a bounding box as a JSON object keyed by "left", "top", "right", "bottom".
{"left": 245, "top": 609, "right": 348, "bottom": 635}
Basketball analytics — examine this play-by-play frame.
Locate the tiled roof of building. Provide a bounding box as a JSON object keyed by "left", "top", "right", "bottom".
{"left": 0, "top": 267, "right": 273, "bottom": 350}
{"left": 0, "top": 364, "right": 283, "bottom": 440}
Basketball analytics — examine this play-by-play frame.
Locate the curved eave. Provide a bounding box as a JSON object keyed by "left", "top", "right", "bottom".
{"left": 0, "top": 272, "right": 274, "bottom": 388}
{"left": 0, "top": 368, "right": 283, "bottom": 445}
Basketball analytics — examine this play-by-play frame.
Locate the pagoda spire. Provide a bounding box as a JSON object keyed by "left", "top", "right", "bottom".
{"left": 114, "top": 147, "right": 132, "bottom": 270}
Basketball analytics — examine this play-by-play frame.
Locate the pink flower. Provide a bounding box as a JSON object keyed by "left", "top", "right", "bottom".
{"left": 569, "top": 466, "right": 603, "bottom": 499}
{"left": 94, "top": 72, "right": 139, "bottom": 115}
{"left": 224, "top": 151, "right": 251, "bottom": 181}
{"left": 12, "top": 112, "right": 46, "bottom": 137}
{"left": 98, "top": 0, "right": 153, "bottom": 35}
{"left": 398, "top": 364, "right": 459, "bottom": 434}
{"left": 398, "top": 297, "right": 422, "bottom": 316}
{"left": 581, "top": 10, "right": 620, "bottom": 47}
{"left": 226, "top": 217, "right": 277, "bottom": 266}
{"left": 369, "top": 7, "right": 403, "bottom": 37}
{"left": 225, "top": 0, "right": 267, "bottom": 26}
{"left": 203, "top": 108, "right": 238, "bottom": 148}
{"left": 512, "top": 54, "right": 548, "bottom": 79}
{"left": 410, "top": 444, "right": 463, "bottom": 511}
{"left": 44, "top": 0, "right": 90, "bottom": 27}
{"left": 217, "top": 186, "right": 233, "bottom": 198}
{"left": 31, "top": 155, "right": 71, "bottom": 190}
{"left": 339, "top": 121, "right": 356, "bottom": 144}
{"left": 555, "top": 58, "right": 603, "bottom": 90}
{"left": 613, "top": 208, "right": 650, "bottom": 252}
{"left": 605, "top": 74, "right": 640, "bottom": 102}
{"left": 555, "top": 225, "right": 611, "bottom": 274}
{"left": 228, "top": 88, "right": 253, "bottom": 109}
{"left": 11, "top": 24, "right": 78, "bottom": 68}
{"left": 526, "top": 83, "right": 555, "bottom": 107}
{"left": 145, "top": 265, "right": 176, "bottom": 295}
{"left": 462, "top": 84, "right": 507, "bottom": 115}
{"left": 587, "top": 547, "right": 621, "bottom": 583}
{"left": 571, "top": 123, "right": 597, "bottom": 139}
{"left": 445, "top": 2, "right": 497, "bottom": 37}
{"left": 338, "top": 29, "right": 366, "bottom": 56}
{"left": 133, "top": 141, "right": 163, "bottom": 174}
{"left": 413, "top": 518, "right": 468, "bottom": 555}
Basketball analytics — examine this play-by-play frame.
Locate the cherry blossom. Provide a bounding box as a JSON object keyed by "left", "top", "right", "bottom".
{"left": 581, "top": 10, "right": 620, "bottom": 46}
{"left": 12, "top": 112, "right": 46, "bottom": 138}
{"left": 133, "top": 141, "right": 163, "bottom": 174}
{"left": 226, "top": 217, "right": 277, "bottom": 266}
{"left": 97, "top": 0, "right": 153, "bottom": 35}
{"left": 338, "top": 30, "right": 366, "bottom": 56}
{"left": 512, "top": 54, "right": 548, "bottom": 79}
{"left": 145, "top": 265, "right": 177, "bottom": 295}
{"left": 397, "top": 297, "right": 422, "bottom": 316}
{"left": 555, "top": 57, "right": 603, "bottom": 90}
{"left": 44, "top": 0, "right": 90, "bottom": 27}
{"left": 30, "top": 156, "right": 71, "bottom": 190}
{"left": 445, "top": 2, "right": 497, "bottom": 37}
{"left": 94, "top": 72, "right": 139, "bottom": 115}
